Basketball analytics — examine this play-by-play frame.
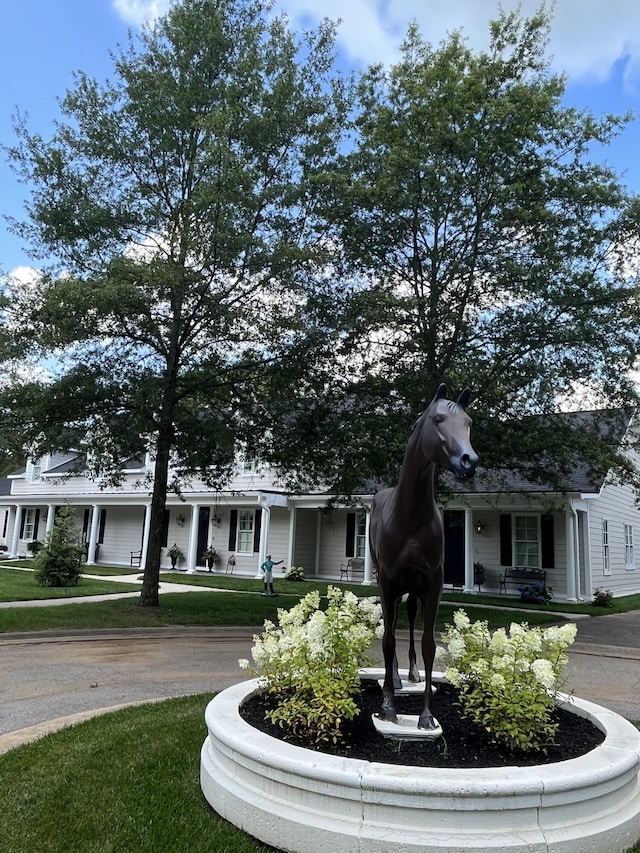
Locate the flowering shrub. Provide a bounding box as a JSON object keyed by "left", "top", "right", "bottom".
{"left": 518, "top": 581, "right": 553, "bottom": 605}
{"left": 437, "top": 609, "right": 577, "bottom": 753}
{"left": 592, "top": 586, "right": 614, "bottom": 608}
{"left": 284, "top": 565, "right": 305, "bottom": 581}
{"left": 239, "top": 586, "right": 383, "bottom": 745}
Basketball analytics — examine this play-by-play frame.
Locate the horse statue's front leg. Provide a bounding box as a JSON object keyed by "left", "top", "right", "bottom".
{"left": 418, "top": 592, "right": 440, "bottom": 729}
{"left": 406, "top": 593, "right": 421, "bottom": 683}
{"left": 379, "top": 596, "right": 400, "bottom": 722}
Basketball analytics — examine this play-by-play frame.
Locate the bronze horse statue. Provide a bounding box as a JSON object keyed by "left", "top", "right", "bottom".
{"left": 369, "top": 384, "right": 478, "bottom": 729}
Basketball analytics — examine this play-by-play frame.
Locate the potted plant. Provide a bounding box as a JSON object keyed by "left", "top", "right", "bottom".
{"left": 167, "top": 543, "right": 184, "bottom": 569}
{"left": 202, "top": 545, "right": 218, "bottom": 572}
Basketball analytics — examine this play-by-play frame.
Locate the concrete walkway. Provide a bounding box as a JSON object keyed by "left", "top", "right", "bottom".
{"left": 1, "top": 575, "right": 639, "bottom": 755}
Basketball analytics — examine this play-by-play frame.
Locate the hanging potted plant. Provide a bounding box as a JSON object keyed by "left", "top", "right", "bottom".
{"left": 202, "top": 545, "right": 218, "bottom": 572}
{"left": 167, "top": 543, "right": 184, "bottom": 569}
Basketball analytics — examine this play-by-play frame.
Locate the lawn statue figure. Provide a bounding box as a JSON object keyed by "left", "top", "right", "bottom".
{"left": 261, "top": 555, "right": 283, "bottom": 596}
{"left": 369, "top": 384, "right": 478, "bottom": 730}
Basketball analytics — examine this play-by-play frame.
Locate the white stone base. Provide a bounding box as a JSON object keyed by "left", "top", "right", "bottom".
{"left": 200, "top": 672, "right": 640, "bottom": 853}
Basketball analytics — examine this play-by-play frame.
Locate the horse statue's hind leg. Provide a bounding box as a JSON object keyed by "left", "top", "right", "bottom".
{"left": 406, "top": 593, "right": 421, "bottom": 683}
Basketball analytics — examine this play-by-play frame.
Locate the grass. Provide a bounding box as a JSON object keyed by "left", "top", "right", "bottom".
{"left": 0, "top": 566, "right": 141, "bottom": 601}
{"left": 0, "top": 694, "right": 637, "bottom": 853}
{"left": 0, "top": 695, "right": 274, "bottom": 853}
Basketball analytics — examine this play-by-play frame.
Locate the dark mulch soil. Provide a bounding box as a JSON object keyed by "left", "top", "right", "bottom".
{"left": 240, "top": 679, "right": 605, "bottom": 768}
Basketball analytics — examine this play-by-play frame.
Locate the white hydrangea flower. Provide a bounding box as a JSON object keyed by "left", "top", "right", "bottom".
{"left": 448, "top": 636, "right": 466, "bottom": 660}
{"left": 238, "top": 658, "right": 250, "bottom": 670}
{"left": 453, "top": 609, "right": 471, "bottom": 630}
{"left": 532, "top": 658, "right": 556, "bottom": 689}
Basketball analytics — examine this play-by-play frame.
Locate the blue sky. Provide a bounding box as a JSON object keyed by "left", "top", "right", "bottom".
{"left": 2, "top": 0, "right": 639, "bottom": 278}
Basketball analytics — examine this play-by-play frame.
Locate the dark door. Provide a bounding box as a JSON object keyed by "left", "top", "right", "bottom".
{"left": 444, "top": 510, "right": 465, "bottom": 587}
{"left": 196, "top": 507, "right": 210, "bottom": 566}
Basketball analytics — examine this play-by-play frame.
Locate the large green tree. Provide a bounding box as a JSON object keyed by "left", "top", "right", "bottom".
{"left": 264, "top": 8, "right": 640, "bottom": 494}
{"left": 0, "top": 0, "right": 351, "bottom": 605}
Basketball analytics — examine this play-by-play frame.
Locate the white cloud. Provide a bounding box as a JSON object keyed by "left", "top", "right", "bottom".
{"left": 112, "top": 0, "right": 171, "bottom": 28}
{"left": 276, "top": 0, "right": 640, "bottom": 87}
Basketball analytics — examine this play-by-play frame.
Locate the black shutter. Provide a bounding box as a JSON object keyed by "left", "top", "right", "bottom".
{"left": 83, "top": 509, "right": 90, "bottom": 539}
{"left": 19, "top": 510, "right": 26, "bottom": 538}
{"left": 160, "top": 509, "right": 170, "bottom": 548}
{"left": 2, "top": 512, "right": 7, "bottom": 538}
{"left": 228, "top": 510, "right": 238, "bottom": 551}
{"left": 499, "top": 515, "right": 512, "bottom": 566}
{"left": 253, "top": 509, "right": 262, "bottom": 553}
{"left": 541, "top": 514, "right": 555, "bottom": 568}
{"left": 33, "top": 509, "right": 40, "bottom": 540}
{"left": 345, "top": 512, "right": 356, "bottom": 558}
{"left": 98, "top": 509, "right": 107, "bottom": 544}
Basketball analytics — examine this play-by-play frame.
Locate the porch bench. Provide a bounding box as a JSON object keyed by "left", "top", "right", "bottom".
{"left": 340, "top": 557, "right": 364, "bottom": 581}
{"left": 499, "top": 566, "right": 546, "bottom": 594}
{"left": 130, "top": 549, "right": 142, "bottom": 568}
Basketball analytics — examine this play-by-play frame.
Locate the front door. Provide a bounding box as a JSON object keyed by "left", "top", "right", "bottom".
{"left": 196, "top": 507, "right": 210, "bottom": 566}
{"left": 444, "top": 510, "right": 465, "bottom": 588}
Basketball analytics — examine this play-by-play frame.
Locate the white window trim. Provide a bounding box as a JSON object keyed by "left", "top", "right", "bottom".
{"left": 24, "top": 508, "right": 36, "bottom": 540}
{"left": 624, "top": 523, "right": 635, "bottom": 571}
{"left": 513, "top": 514, "right": 540, "bottom": 569}
{"left": 602, "top": 519, "right": 611, "bottom": 576}
{"left": 237, "top": 510, "right": 254, "bottom": 554}
{"left": 30, "top": 460, "right": 43, "bottom": 483}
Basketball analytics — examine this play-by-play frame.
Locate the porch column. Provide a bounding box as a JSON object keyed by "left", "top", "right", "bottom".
{"left": 187, "top": 504, "right": 199, "bottom": 573}
{"left": 256, "top": 499, "right": 270, "bottom": 578}
{"left": 287, "top": 506, "right": 296, "bottom": 571}
{"left": 565, "top": 510, "right": 578, "bottom": 602}
{"left": 10, "top": 505, "right": 22, "bottom": 556}
{"left": 45, "top": 505, "right": 55, "bottom": 540}
{"left": 140, "top": 503, "right": 152, "bottom": 566}
{"left": 315, "top": 511, "right": 322, "bottom": 578}
{"left": 463, "top": 508, "right": 475, "bottom": 592}
{"left": 363, "top": 509, "right": 374, "bottom": 585}
{"left": 86, "top": 505, "right": 101, "bottom": 566}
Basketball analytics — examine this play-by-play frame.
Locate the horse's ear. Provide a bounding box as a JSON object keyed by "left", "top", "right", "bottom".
{"left": 433, "top": 383, "right": 447, "bottom": 402}
{"left": 457, "top": 388, "right": 471, "bottom": 409}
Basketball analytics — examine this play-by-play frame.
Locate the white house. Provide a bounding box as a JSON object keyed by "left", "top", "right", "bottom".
{"left": 1, "top": 409, "right": 639, "bottom": 602}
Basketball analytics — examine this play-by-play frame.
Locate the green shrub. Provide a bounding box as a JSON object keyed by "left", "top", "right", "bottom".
{"left": 437, "top": 609, "right": 577, "bottom": 753}
{"left": 33, "top": 506, "right": 83, "bottom": 587}
{"left": 284, "top": 565, "right": 305, "bottom": 581}
{"left": 592, "top": 586, "right": 614, "bottom": 607}
{"left": 240, "top": 586, "right": 382, "bottom": 745}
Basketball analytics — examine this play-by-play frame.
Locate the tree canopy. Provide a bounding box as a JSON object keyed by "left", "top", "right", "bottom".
{"left": 260, "top": 8, "right": 640, "bottom": 494}
{"left": 0, "top": 0, "right": 352, "bottom": 604}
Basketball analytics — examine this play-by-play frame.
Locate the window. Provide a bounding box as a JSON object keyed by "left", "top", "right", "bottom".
{"left": 24, "top": 508, "right": 36, "bottom": 540}
{"left": 514, "top": 516, "right": 539, "bottom": 568}
{"left": 355, "top": 513, "right": 367, "bottom": 558}
{"left": 30, "top": 460, "right": 42, "bottom": 483}
{"left": 602, "top": 520, "right": 610, "bottom": 576}
{"left": 237, "top": 510, "right": 255, "bottom": 553}
{"left": 624, "top": 524, "right": 635, "bottom": 570}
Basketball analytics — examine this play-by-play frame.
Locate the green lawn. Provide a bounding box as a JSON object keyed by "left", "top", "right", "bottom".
{"left": 0, "top": 566, "right": 141, "bottom": 601}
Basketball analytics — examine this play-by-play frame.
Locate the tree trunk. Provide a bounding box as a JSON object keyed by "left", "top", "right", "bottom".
{"left": 139, "top": 416, "right": 174, "bottom": 607}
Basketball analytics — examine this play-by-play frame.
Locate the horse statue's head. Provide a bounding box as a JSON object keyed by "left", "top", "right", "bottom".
{"left": 420, "top": 383, "right": 478, "bottom": 479}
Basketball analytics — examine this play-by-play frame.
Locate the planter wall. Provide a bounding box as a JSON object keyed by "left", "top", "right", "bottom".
{"left": 201, "top": 674, "right": 640, "bottom": 853}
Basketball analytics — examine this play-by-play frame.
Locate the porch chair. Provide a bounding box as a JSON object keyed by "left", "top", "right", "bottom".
{"left": 226, "top": 554, "right": 236, "bottom": 574}
{"left": 130, "top": 549, "right": 142, "bottom": 568}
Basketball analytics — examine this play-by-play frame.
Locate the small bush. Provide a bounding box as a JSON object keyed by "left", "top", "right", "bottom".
{"left": 518, "top": 582, "right": 553, "bottom": 605}
{"left": 284, "top": 565, "right": 305, "bottom": 581}
{"left": 33, "top": 506, "right": 83, "bottom": 587}
{"left": 592, "top": 586, "right": 614, "bottom": 608}
{"left": 26, "top": 540, "right": 44, "bottom": 556}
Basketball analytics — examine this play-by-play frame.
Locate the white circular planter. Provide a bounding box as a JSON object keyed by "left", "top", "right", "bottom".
{"left": 200, "top": 673, "right": 640, "bottom": 853}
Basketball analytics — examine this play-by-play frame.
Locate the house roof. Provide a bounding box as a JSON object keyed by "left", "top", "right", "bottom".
{"left": 0, "top": 477, "right": 12, "bottom": 496}
{"left": 450, "top": 408, "right": 633, "bottom": 497}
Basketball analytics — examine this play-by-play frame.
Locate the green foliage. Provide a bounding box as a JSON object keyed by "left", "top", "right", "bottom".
{"left": 284, "top": 565, "right": 305, "bottom": 581}
{"left": 518, "top": 582, "right": 554, "bottom": 605}
{"left": 33, "top": 506, "right": 83, "bottom": 587}
{"left": 26, "top": 540, "right": 44, "bottom": 556}
{"left": 167, "top": 543, "right": 184, "bottom": 565}
{"left": 438, "top": 609, "right": 577, "bottom": 753}
{"left": 241, "top": 586, "right": 382, "bottom": 745}
{"left": 593, "top": 586, "right": 614, "bottom": 608}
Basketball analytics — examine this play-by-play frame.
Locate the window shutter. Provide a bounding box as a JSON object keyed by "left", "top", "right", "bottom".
{"left": 34, "top": 509, "right": 40, "bottom": 540}
{"left": 160, "top": 509, "right": 170, "bottom": 548}
{"left": 253, "top": 509, "right": 262, "bottom": 553}
{"left": 19, "top": 511, "right": 26, "bottom": 539}
{"left": 499, "top": 515, "right": 512, "bottom": 566}
{"left": 345, "top": 512, "right": 356, "bottom": 558}
{"left": 98, "top": 509, "right": 107, "bottom": 544}
{"left": 541, "top": 514, "right": 555, "bottom": 568}
{"left": 228, "top": 510, "right": 238, "bottom": 551}
{"left": 83, "top": 509, "right": 90, "bottom": 539}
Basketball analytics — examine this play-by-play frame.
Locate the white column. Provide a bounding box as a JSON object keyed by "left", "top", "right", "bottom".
{"left": 45, "top": 505, "right": 55, "bottom": 540}
{"left": 463, "top": 508, "right": 474, "bottom": 593}
{"left": 566, "top": 509, "right": 577, "bottom": 602}
{"left": 256, "top": 500, "right": 270, "bottom": 578}
{"left": 315, "top": 511, "right": 322, "bottom": 578}
{"left": 86, "top": 505, "right": 101, "bottom": 565}
{"left": 287, "top": 506, "right": 297, "bottom": 570}
{"left": 10, "top": 505, "right": 22, "bottom": 556}
{"left": 363, "top": 508, "right": 374, "bottom": 585}
{"left": 140, "top": 504, "right": 152, "bottom": 566}
{"left": 187, "top": 505, "right": 199, "bottom": 573}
